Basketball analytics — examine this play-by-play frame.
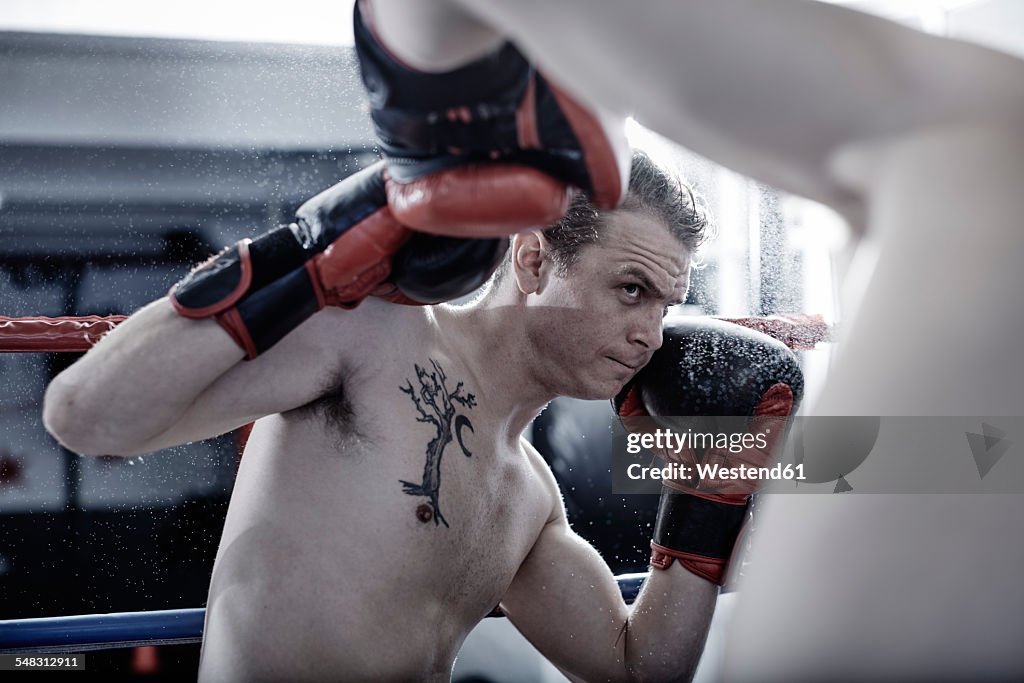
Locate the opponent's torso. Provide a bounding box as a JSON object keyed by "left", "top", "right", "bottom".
{"left": 198, "top": 308, "right": 554, "bottom": 682}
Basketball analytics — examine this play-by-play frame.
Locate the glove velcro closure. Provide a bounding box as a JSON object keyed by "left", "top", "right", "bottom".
{"left": 170, "top": 226, "right": 307, "bottom": 319}
{"left": 226, "top": 267, "right": 321, "bottom": 358}
{"left": 651, "top": 488, "right": 750, "bottom": 583}
{"left": 170, "top": 161, "right": 398, "bottom": 358}
{"left": 169, "top": 224, "right": 321, "bottom": 359}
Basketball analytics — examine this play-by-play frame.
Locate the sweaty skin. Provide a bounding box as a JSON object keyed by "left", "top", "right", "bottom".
{"left": 44, "top": 209, "right": 708, "bottom": 682}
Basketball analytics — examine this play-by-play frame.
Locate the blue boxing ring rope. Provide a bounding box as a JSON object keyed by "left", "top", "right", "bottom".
{"left": 0, "top": 609, "right": 207, "bottom": 654}
{"left": 0, "top": 574, "right": 648, "bottom": 654}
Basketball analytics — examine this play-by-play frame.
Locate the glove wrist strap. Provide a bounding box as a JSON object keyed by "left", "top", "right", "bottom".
{"left": 650, "top": 487, "right": 750, "bottom": 585}
{"left": 227, "top": 267, "right": 321, "bottom": 358}
{"left": 170, "top": 224, "right": 320, "bottom": 359}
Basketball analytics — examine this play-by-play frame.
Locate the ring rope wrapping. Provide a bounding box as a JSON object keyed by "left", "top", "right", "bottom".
{"left": 0, "top": 314, "right": 830, "bottom": 353}
{"left": 0, "top": 316, "right": 128, "bottom": 353}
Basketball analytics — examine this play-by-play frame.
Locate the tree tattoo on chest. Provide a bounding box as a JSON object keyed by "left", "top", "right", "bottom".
{"left": 399, "top": 359, "right": 476, "bottom": 528}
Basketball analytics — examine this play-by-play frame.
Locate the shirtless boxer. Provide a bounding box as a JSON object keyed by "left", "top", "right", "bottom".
{"left": 41, "top": 146, "right": 793, "bottom": 681}
{"left": 372, "top": 0, "right": 1024, "bottom": 678}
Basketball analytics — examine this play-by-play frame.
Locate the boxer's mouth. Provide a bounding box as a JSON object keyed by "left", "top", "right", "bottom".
{"left": 607, "top": 356, "right": 643, "bottom": 371}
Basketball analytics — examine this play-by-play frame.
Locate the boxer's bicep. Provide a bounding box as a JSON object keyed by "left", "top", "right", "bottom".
{"left": 501, "top": 505, "right": 632, "bottom": 682}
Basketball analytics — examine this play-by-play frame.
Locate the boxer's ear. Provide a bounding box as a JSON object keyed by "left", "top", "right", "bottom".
{"left": 511, "top": 230, "right": 547, "bottom": 295}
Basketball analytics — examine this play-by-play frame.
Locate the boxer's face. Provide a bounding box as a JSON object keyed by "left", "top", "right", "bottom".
{"left": 524, "top": 209, "right": 690, "bottom": 399}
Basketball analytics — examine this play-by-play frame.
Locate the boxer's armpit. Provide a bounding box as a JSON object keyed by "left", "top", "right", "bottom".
{"left": 397, "top": 358, "right": 477, "bottom": 529}
{"left": 283, "top": 363, "right": 359, "bottom": 443}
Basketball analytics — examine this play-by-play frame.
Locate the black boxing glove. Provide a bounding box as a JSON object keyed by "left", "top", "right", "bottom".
{"left": 615, "top": 316, "right": 803, "bottom": 584}
{"left": 169, "top": 162, "right": 506, "bottom": 357}
{"left": 385, "top": 233, "right": 508, "bottom": 305}
{"left": 354, "top": 0, "right": 630, "bottom": 238}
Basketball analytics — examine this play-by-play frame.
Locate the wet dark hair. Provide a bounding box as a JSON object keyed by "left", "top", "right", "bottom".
{"left": 544, "top": 149, "right": 708, "bottom": 273}
{"left": 490, "top": 149, "right": 709, "bottom": 285}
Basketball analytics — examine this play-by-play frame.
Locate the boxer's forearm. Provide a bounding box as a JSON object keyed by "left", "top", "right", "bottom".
{"left": 42, "top": 297, "right": 244, "bottom": 455}
{"left": 622, "top": 565, "right": 718, "bottom": 682}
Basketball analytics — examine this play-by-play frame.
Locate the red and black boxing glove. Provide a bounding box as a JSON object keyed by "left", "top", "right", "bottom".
{"left": 169, "top": 161, "right": 508, "bottom": 358}
{"left": 615, "top": 316, "right": 803, "bottom": 584}
{"left": 354, "top": 0, "right": 630, "bottom": 238}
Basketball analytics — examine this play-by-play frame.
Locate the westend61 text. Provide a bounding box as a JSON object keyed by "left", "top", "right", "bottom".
{"left": 625, "top": 428, "right": 769, "bottom": 455}
{"left": 626, "top": 462, "right": 806, "bottom": 481}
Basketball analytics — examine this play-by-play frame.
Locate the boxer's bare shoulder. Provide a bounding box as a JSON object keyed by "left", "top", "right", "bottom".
{"left": 280, "top": 298, "right": 434, "bottom": 432}
{"left": 519, "top": 436, "right": 565, "bottom": 523}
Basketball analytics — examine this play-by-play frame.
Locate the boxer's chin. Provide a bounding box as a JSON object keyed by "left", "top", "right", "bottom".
{"left": 567, "top": 377, "right": 629, "bottom": 402}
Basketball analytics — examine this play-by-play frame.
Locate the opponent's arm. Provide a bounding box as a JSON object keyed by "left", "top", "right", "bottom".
{"left": 447, "top": 0, "right": 1024, "bottom": 213}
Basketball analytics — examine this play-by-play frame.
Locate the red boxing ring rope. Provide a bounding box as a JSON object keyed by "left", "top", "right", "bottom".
{"left": 0, "top": 313, "right": 830, "bottom": 353}
{"left": 0, "top": 316, "right": 128, "bottom": 353}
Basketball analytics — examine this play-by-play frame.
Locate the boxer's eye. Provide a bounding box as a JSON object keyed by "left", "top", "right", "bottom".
{"left": 621, "top": 283, "right": 643, "bottom": 300}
